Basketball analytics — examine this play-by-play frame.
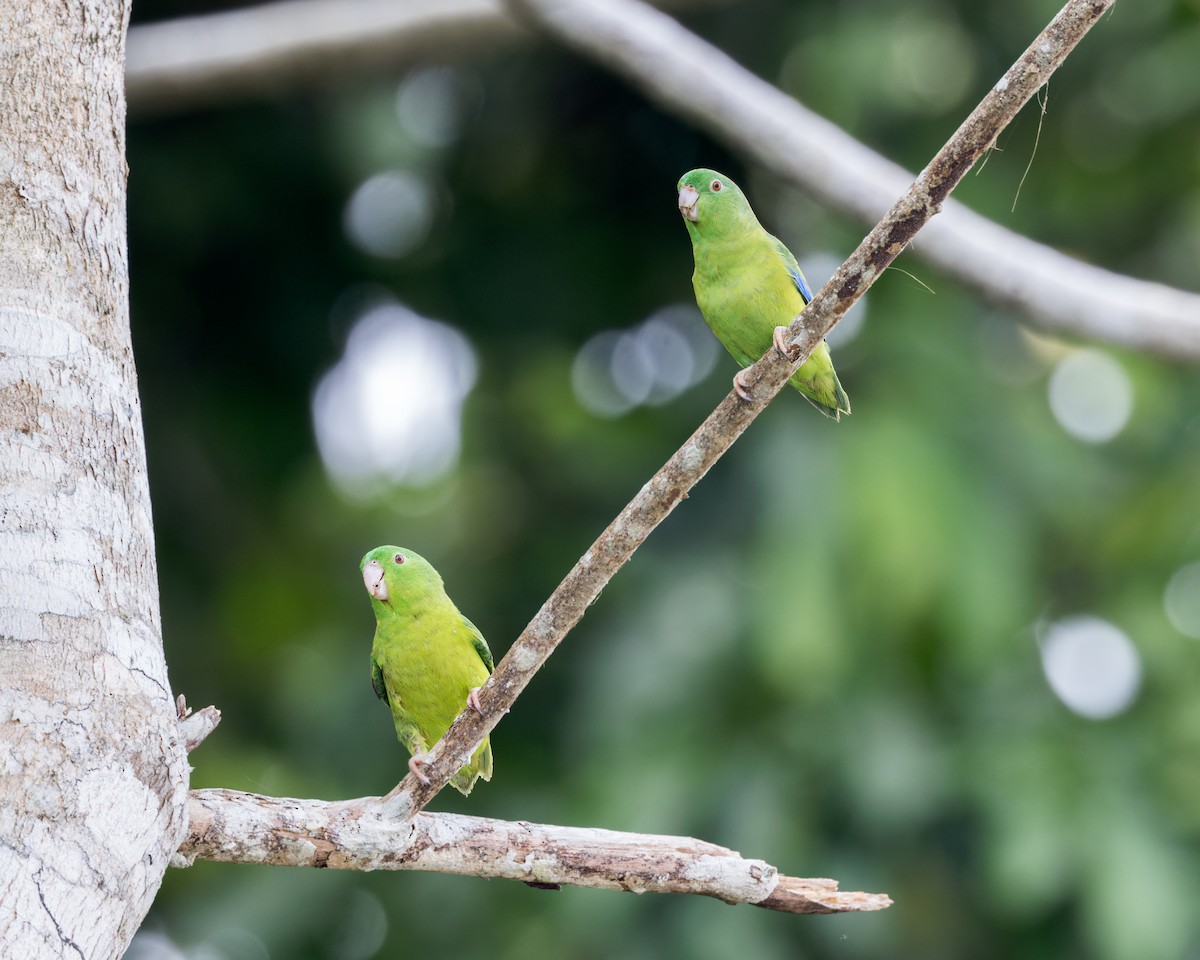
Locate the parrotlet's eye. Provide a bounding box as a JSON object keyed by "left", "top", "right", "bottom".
{"left": 393, "top": 553, "right": 405, "bottom": 564}
{"left": 710, "top": 180, "right": 723, "bottom": 192}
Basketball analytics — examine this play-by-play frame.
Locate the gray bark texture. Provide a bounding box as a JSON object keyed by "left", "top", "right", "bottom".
{"left": 0, "top": 3, "right": 188, "bottom": 958}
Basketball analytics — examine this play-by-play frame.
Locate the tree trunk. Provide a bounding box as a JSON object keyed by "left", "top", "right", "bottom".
{"left": 0, "top": 3, "right": 187, "bottom": 957}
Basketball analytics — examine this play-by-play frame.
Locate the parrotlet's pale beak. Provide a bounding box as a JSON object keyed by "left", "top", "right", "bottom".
{"left": 363, "top": 559, "right": 389, "bottom": 601}
{"left": 678, "top": 184, "right": 699, "bottom": 222}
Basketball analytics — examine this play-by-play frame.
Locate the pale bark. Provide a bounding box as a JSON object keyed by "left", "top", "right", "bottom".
{"left": 175, "top": 696, "right": 222, "bottom": 754}
{"left": 178, "top": 790, "right": 891, "bottom": 914}
{"left": 0, "top": 3, "right": 188, "bottom": 958}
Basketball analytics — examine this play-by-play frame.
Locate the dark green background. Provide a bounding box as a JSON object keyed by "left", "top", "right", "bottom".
{"left": 125, "top": 0, "right": 1200, "bottom": 957}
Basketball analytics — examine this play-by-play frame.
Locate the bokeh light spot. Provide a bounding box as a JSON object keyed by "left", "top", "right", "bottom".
{"left": 395, "top": 67, "right": 473, "bottom": 148}
{"left": 312, "top": 302, "right": 476, "bottom": 496}
{"left": 1164, "top": 562, "right": 1200, "bottom": 640}
{"left": 886, "top": 15, "right": 977, "bottom": 113}
{"left": 1040, "top": 615, "right": 1141, "bottom": 719}
{"left": 1047, "top": 348, "right": 1133, "bottom": 443}
{"left": 124, "top": 933, "right": 188, "bottom": 960}
{"left": 343, "top": 170, "right": 433, "bottom": 259}
{"left": 200, "top": 928, "right": 270, "bottom": 960}
{"left": 331, "top": 889, "right": 388, "bottom": 960}
{"left": 572, "top": 305, "right": 718, "bottom": 417}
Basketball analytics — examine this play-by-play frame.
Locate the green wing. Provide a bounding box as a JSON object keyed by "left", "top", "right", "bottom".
{"left": 370, "top": 655, "right": 389, "bottom": 704}
{"left": 767, "top": 234, "right": 814, "bottom": 303}
{"left": 460, "top": 615, "right": 494, "bottom": 673}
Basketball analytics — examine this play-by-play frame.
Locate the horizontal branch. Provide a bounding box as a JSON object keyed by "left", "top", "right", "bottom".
{"left": 124, "top": 0, "right": 725, "bottom": 115}
{"left": 501, "top": 0, "right": 1200, "bottom": 360}
{"left": 176, "top": 789, "right": 891, "bottom": 914}
{"left": 176, "top": 0, "right": 1107, "bottom": 909}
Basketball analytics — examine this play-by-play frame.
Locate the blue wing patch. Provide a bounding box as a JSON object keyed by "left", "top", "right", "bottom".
{"left": 788, "top": 263, "right": 814, "bottom": 303}
{"left": 767, "top": 234, "right": 814, "bottom": 304}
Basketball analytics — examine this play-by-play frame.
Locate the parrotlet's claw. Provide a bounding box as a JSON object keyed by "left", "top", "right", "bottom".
{"left": 408, "top": 754, "right": 431, "bottom": 786}
{"left": 467, "top": 687, "right": 484, "bottom": 716}
{"left": 733, "top": 370, "right": 754, "bottom": 402}
{"left": 773, "top": 325, "right": 800, "bottom": 361}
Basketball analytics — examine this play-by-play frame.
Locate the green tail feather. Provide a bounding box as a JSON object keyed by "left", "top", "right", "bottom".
{"left": 449, "top": 738, "right": 493, "bottom": 796}
{"left": 790, "top": 351, "right": 851, "bottom": 422}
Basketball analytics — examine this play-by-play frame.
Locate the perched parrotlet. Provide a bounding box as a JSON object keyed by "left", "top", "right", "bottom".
{"left": 362, "top": 545, "right": 494, "bottom": 795}
{"left": 677, "top": 168, "right": 850, "bottom": 420}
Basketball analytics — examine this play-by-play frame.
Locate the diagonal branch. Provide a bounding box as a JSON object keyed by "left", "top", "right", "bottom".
{"left": 126, "top": 1, "right": 1200, "bottom": 358}
{"left": 378, "top": 0, "right": 1115, "bottom": 818}
{"left": 500, "top": 0, "right": 1200, "bottom": 361}
{"left": 177, "top": 789, "right": 891, "bottom": 914}
{"left": 181, "top": 0, "right": 1110, "bottom": 909}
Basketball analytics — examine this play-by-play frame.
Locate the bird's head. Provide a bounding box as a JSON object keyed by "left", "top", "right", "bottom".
{"left": 676, "top": 168, "right": 756, "bottom": 239}
{"left": 361, "top": 545, "right": 442, "bottom": 612}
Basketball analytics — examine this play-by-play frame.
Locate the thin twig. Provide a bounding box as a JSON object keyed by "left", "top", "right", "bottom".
{"left": 1012, "top": 84, "right": 1049, "bottom": 213}
{"left": 177, "top": 789, "right": 891, "bottom": 914}
{"left": 382, "top": 0, "right": 1116, "bottom": 816}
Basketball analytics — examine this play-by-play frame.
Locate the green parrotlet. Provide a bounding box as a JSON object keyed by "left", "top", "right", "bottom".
{"left": 677, "top": 168, "right": 850, "bottom": 419}
{"left": 362, "top": 545, "right": 494, "bottom": 795}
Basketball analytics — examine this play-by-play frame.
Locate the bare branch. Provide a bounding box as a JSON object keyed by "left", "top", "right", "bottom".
{"left": 179, "top": 706, "right": 222, "bottom": 753}
{"left": 177, "top": 0, "right": 1110, "bottom": 906}
{"left": 498, "top": 0, "right": 1200, "bottom": 360}
{"left": 127, "top": 0, "right": 510, "bottom": 114}
{"left": 379, "top": 0, "right": 1115, "bottom": 815}
{"left": 124, "top": 0, "right": 726, "bottom": 115}
{"left": 127, "top": 1, "right": 1199, "bottom": 358}
{"left": 177, "top": 789, "right": 891, "bottom": 914}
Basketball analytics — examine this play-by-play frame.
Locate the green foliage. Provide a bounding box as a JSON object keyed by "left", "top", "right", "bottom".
{"left": 128, "top": 0, "right": 1200, "bottom": 956}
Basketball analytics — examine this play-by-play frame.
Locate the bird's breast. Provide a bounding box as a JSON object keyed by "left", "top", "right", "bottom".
{"left": 693, "top": 241, "right": 804, "bottom": 360}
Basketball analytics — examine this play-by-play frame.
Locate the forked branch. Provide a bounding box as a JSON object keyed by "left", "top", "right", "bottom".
{"left": 181, "top": 0, "right": 1114, "bottom": 913}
